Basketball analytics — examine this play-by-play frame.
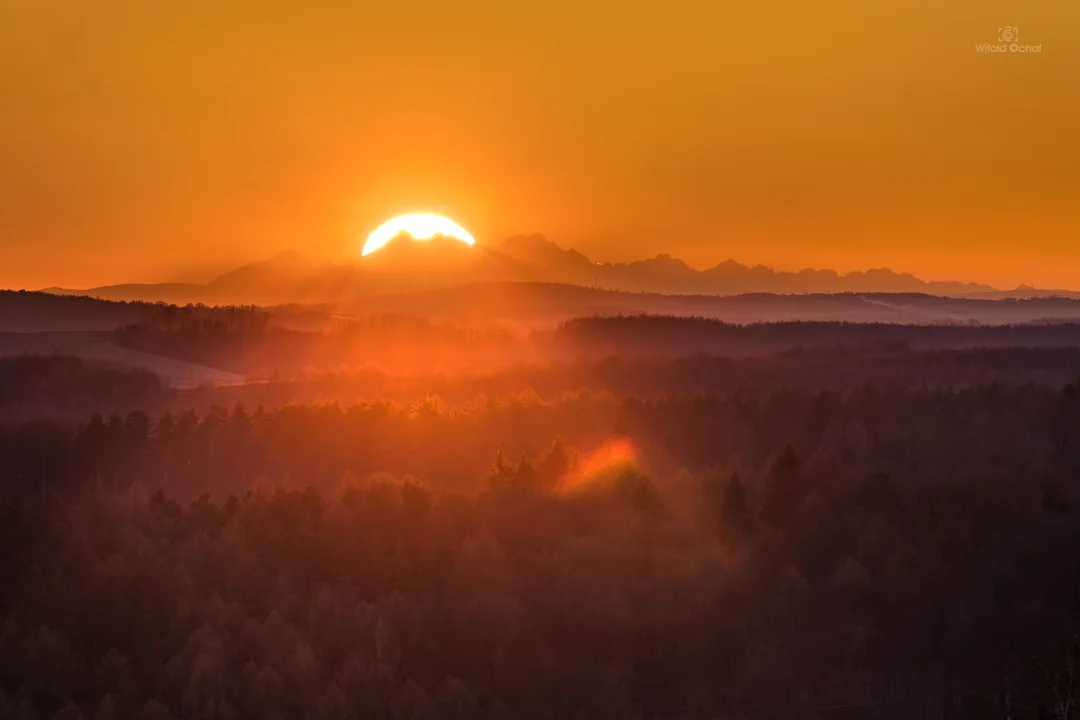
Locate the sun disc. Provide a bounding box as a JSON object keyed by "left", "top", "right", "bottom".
{"left": 362, "top": 213, "right": 476, "bottom": 256}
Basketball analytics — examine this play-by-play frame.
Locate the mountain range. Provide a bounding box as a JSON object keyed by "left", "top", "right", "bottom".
{"left": 41, "top": 234, "right": 1079, "bottom": 305}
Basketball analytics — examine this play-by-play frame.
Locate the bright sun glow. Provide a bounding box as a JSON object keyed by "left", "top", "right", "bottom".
{"left": 362, "top": 214, "right": 476, "bottom": 256}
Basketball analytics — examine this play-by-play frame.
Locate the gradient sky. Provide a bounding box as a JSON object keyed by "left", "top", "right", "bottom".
{"left": 1, "top": 0, "right": 1077, "bottom": 290}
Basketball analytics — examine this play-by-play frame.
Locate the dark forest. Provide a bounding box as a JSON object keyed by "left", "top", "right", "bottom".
{"left": 4, "top": 326, "right": 1080, "bottom": 718}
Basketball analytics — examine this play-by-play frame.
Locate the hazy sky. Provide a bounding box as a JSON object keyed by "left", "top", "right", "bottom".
{"left": 1, "top": 0, "right": 1077, "bottom": 290}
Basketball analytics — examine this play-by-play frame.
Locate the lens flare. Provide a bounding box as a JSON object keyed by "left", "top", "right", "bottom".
{"left": 362, "top": 213, "right": 475, "bottom": 256}
{"left": 557, "top": 438, "right": 637, "bottom": 495}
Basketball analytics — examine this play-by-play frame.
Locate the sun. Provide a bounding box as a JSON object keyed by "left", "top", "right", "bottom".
{"left": 362, "top": 213, "right": 476, "bottom": 256}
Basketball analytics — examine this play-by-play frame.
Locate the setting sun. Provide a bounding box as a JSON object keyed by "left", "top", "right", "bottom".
{"left": 362, "top": 214, "right": 476, "bottom": 256}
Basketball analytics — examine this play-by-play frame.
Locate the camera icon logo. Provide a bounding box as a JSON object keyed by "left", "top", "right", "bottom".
{"left": 998, "top": 26, "right": 1018, "bottom": 42}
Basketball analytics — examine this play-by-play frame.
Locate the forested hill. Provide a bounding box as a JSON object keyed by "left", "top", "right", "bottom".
{"left": 356, "top": 284, "right": 1080, "bottom": 325}
{"left": 550, "top": 315, "right": 1080, "bottom": 358}
{"left": 0, "top": 354, "right": 168, "bottom": 420}
{"left": 19, "top": 286, "right": 1080, "bottom": 330}
{"left": 0, "top": 291, "right": 155, "bottom": 332}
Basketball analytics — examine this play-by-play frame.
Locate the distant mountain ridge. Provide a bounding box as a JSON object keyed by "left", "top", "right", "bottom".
{"left": 40, "top": 234, "right": 1077, "bottom": 305}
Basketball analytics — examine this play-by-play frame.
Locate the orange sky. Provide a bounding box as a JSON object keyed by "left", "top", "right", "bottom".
{"left": 1, "top": 0, "right": 1077, "bottom": 290}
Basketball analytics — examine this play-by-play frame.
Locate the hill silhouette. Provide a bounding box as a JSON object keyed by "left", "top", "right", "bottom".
{"left": 39, "top": 234, "right": 1080, "bottom": 305}
{"left": 16, "top": 284, "right": 1080, "bottom": 333}
{"left": 0, "top": 290, "right": 156, "bottom": 332}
